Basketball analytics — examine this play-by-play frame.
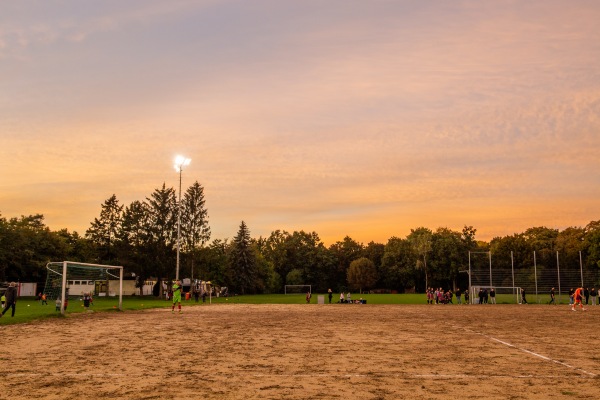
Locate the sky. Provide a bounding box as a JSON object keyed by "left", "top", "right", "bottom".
{"left": 1, "top": 0, "right": 599, "bottom": 245}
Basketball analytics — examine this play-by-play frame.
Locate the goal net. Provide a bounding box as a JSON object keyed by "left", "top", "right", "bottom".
{"left": 284, "top": 285, "right": 311, "bottom": 295}
{"left": 470, "top": 286, "right": 522, "bottom": 304}
{"left": 44, "top": 261, "right": 123, "bottom": 314}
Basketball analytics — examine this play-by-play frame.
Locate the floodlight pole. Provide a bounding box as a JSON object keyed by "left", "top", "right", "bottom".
{"left": 174, "top": 155, "right": 191, "bottom": 282}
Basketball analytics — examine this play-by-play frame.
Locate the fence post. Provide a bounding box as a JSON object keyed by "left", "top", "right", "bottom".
{"left": 534, "top": 251, "right": 538, "bottom": 304}
{"left": 557, "top": 251, "right": 561, "bottom": 304}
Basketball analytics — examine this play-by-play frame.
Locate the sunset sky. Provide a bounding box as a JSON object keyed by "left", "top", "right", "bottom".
{"left": 1, "top": 0, "right": 599, "bottom": 245}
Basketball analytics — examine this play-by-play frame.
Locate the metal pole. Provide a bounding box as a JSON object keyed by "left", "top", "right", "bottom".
{"left": 176, "top": 168, "right": 182, "bottom": 281}
{"left": 61, "top": 261, "right": 67, "bottom": 315}
{"left": 511, "top": 251, "right": 515, "bottom": 303}
{"left": 579, "top": 251, "right": 584, "bottom": 288}
{"left": 557, "top": 251, "right": 561, "bottom": 304}
{"left": 468, "top": 251, "right": 472, "bottom": 304}
{"left": 119, "top": 268, "right": 123, "bottom": 311}
{"left": 488, "top": 251, "right": 493, "bottom": 288}
{"left": 534, "top": 251, "right": 538, "bottom": 303}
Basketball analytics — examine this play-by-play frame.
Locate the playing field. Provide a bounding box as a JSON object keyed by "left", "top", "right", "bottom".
{"left": 1, "top": 304, "right": 598, "bottom": 399}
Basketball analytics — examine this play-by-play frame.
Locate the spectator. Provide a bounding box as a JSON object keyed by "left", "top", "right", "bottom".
{"left": 568, "top": 288, "right": 574, "bottom": 305}
{"left": 549, "top": 288, "right": 556, "bottom": 305}
{"left": 0, "top": 282, "right": 18, "bottom": 318}
{"left": 521, "top": 288, "right": 528, "bottom": 304}
{"left": 590, "top": 287, "right": 597, "bottom": 306}
{"left": 328, "top": 289, "right": 333, "bottom": 304}
{"left": 584, "top": 288, "right": 590, "bottom": 305}
{"left": 456, "top": 288, "right": 462, "bottom": 305}
{"left": 489, "top": 288, "right": 496, "bottom": 304}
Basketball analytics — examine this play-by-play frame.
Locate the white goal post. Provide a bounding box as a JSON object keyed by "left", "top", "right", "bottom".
{"left": 284, "top": 285, "right": 311, "bottom": 295}
{"left": 45, "top": 261, "right": 123, "bottom": 314}
{"left": 470, "top": 286, "right": 522, "bottom": 304}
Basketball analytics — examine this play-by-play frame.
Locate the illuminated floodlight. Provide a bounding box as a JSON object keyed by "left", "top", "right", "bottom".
{"left": 174, "top": 155, "right": 191, "bottom": 172}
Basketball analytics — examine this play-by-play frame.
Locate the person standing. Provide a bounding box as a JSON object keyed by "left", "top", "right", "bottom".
{"left": 306, "top": 291, "right": 311, "bottom": 304}
{"left": 568, "top": 288, "right": 574, "bottom": 305}
{"left": 327, "top": 289, "right": 333, "bottom": 304}
{"left": 464, "top": 289, "right": 470, "bottom": 304}
{"left": 520, "top": 288, "right": 528, "bottom": 304}
{"left": 55, "top": 297, "right": 61, "bottom": 312}
{"left": 478, "top": 288, "right": 484, "bottom": 304}
{"left": 83, "top": 292, "right": 92, "bottom": 311}
{"left": 456, "top": 288, "right": 462, "bottom": 305}
{"left": 549, "top": 288, "right": 556, "bottom": 305}
{"left": 171, "top": 280, "right": 182, "bottom": 314}
{"left": 584, "top": 288, "right": 590, "bottom": 305}
{"left": 41, "top": 293, "right": 48, "bottom": 305}
{"left": 340, "top": 292, "right": 345, "bottom": 304}
{"left": 1, "top": 282, "right": 18, "bottom": 318}
{"left": 489, "top": 288, "right": 496, "bottom": 304}
{"left": 590, "top": 287, "right": 597, "bottom": 306}
{"left": 572, "top": 287, "right": 586, "bottom": 311}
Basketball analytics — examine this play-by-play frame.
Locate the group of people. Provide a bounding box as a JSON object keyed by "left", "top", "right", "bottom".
{"left": 427, "top": 287, "right": 456, "bottom": 304}
{"left": 321, "top": 289, "right": 364, "bottom": 304}
{"left": 426, "top": 287, "right": 472, "bottom": 304}
{"left": 566, "top": 287, "right": 598, "bottom": 311}
{"left": 566, "top": 287, "right": 597, "bottom": 307}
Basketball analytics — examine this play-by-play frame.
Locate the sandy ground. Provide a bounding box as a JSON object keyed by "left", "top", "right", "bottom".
{"left": 0, "top": 303, "right": 598, "bottom": 399}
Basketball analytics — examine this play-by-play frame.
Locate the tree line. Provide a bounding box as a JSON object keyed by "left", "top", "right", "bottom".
{"left": 1, "top": 182, "right": 598, "bottom": 294}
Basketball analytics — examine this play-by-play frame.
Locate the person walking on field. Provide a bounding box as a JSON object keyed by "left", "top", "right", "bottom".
{"left": 1, "top": 282, "right": 18, "bottom": 318}
{"left": 171, "top": 280, "right": 183, "bottom": 314}
{"left": 572, "top": 287, "right": 586, "bottom": 311}
{"left": 549, "top": 288, "right": 556, "bottom": 305}
{"left": 520, "top": 288, "right": 527, "bottom": 304}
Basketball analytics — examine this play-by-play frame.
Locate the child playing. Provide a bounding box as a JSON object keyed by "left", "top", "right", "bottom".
{"left": 55, "top": 298, "right": 61, "bottom": 312}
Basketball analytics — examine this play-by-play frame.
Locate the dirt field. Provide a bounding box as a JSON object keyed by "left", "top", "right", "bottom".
{"left": 1, "top": 303, "right": 598, "bottom": 399}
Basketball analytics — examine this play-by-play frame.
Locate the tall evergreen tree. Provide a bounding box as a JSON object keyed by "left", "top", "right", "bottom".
{"left": 229, "top": 221, "right": 257, "bottom": 294}
{"left": 85, "top": 194, "right": 123, "bottom": 263}
{"left": 181, "top": 181, "right": 211, "bottom": 282}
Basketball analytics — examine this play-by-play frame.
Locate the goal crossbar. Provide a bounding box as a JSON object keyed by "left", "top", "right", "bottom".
{"left": 284, "top": 285, "right": 311, "bottom": 294}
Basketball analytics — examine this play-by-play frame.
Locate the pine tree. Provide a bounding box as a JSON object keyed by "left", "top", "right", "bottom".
{"left": 230, "top": 221, "right": 257, "bottom": 294}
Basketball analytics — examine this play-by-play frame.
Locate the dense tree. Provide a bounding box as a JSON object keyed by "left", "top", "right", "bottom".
{"left": 380, "top": 237, "right": 416, "bottom": 291}
{"left": 85, "top": 194, "right": 123, "bottom": 264}
{"left": 229, "top": 221, "right": 258, "bottom": 294}
{"left": 328, "top": 236, "right": 364, "bottom": 291}
{"left": 347, "top": 257, "right": 378, "bottom": 293}
{"left": 407, "top": 227, "right": 432, "bottom": 290}
{"left": 181, "top": 181, "right": 211, "bottom": 283}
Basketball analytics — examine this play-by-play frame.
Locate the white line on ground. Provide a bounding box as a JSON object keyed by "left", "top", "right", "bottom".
{"left": 463, "top": 328, "right": 597, "bottom": 378}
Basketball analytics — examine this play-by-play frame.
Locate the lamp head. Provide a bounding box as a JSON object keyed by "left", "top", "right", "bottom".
{"left": 174, "top": 155, "right": 191, "bottom": 172}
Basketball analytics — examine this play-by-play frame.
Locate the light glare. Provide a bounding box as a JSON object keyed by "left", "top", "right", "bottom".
{"left": 174, "top": 155, "right": 191, "bottom": 172}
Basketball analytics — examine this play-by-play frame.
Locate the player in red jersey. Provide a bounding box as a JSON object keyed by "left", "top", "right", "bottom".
{"left": 572, "top": 287, "right": 586, "bottom": 311}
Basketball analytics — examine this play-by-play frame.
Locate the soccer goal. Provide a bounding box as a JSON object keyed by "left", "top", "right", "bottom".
{"left": 45, "top": 261, "right": 123, "bottom": 314}
{"left": 470, "top": 286, "right": 522, "bottom": 304}
{"left": 284, "top": 285, "right": 311, "bottom": 295}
